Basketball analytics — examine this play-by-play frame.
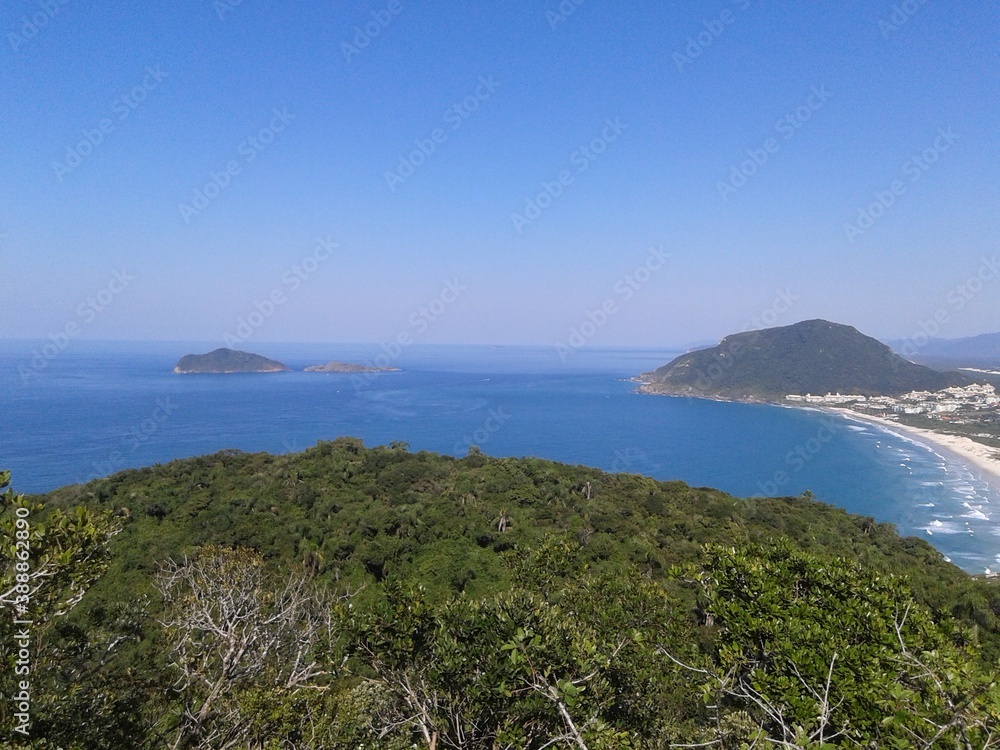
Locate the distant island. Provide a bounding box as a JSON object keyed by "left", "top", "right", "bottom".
{"left": 173, "top": 348, "right": 291, "bottom": 374}
{"left": 304, "top": 361, "right": 400, "bottom": 374}
{"left": 638, "top": 319, "right": 968, "bottom": 402}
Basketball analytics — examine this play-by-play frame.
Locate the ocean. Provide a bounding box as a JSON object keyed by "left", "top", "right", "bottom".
{"left": 2, "top": 340, "right": 998, "bottom": 573}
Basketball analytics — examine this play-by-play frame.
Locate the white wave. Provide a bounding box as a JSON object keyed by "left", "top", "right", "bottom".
{"left": 922, "top": 520, "right": 964, "bottom": 534}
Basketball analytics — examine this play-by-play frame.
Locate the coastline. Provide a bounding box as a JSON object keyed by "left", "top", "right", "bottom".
{"left": 635, "top": 385, "right": 1000, "bottom": 492}
{"left": 825, "top": 408, "right": 1000, "bottom": 489}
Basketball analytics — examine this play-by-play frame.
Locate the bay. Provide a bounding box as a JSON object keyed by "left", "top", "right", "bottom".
{"left": 2, "top": 339, "right": 998, "bottom": 573}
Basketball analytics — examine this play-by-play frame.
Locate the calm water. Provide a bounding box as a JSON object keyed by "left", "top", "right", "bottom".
{"left": 2, "top": 340, "right": 999, "bottom": 573}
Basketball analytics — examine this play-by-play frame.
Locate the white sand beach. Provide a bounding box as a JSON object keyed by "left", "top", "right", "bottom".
{"left": 831, "top": 409, "right": 1000, "bottom": 487}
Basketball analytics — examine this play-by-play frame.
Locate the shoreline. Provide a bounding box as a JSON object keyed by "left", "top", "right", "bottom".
{"left": 635, "top": 387, "right": 1000, "bottom": 492}
{"left": 823, "top": 408, "right": 1000, "bottom": 489}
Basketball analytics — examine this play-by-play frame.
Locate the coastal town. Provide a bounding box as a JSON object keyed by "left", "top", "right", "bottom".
{"left": 786, "top": 383, "right": 1000, "bottom": 426}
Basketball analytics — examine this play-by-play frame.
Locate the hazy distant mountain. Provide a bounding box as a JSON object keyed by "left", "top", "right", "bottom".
{"left": 889, "top": 333, "right": 1000, "bottom": 369}
{"left": 639, "top": 319, "right": 969, "bottom": 401}
{"left": 173, "top": 348, "right": 291, "bottom": 374}
{"left": 675, "top": 339, "right": 719, "bottom": 353}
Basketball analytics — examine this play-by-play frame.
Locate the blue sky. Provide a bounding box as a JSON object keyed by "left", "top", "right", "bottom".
{"left": 1, "top": 0, "right": 997, "bottom": 348}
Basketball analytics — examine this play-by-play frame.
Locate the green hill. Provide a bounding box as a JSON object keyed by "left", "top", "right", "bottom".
{"left": 640, "top": 319, "right": 968, "bottom": 401}
{"left": 38, "top": 439, "right": 995, "bottom": 636}
{"left": 173, "top": 347, "right": 290, "bottom": 374}
{"left": 10, "top": 441, "right": 1000, "bottom": 748}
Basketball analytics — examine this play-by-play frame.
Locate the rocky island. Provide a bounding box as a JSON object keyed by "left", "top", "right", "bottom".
{"left": 303, "top": 361, "right": 400, "bottom": 373}
{"left": 173, "top": 348, "right": 291, "bottom": 374}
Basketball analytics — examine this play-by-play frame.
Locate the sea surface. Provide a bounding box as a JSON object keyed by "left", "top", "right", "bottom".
{"left": 3, "top": 340, "right": 1000, "bottom": 573}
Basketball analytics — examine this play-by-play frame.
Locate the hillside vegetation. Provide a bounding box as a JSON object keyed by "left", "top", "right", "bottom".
{"left": 173, "top": 348, "right": 290, "bottom": 374}
{"left": 3, "top": 440, "right": 1000, "bottom": 748}
{"left": 641, "top": 319, "right": 968, "bottom": 401}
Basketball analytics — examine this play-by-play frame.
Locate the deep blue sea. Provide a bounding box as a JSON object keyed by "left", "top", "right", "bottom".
{"left": 3, "top": 340, "right": 999, "bottom": 573}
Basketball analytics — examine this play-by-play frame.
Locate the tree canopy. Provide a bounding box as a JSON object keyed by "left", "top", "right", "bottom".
{"left": 4, "top": 440, "right": 1000, "bottom": 747}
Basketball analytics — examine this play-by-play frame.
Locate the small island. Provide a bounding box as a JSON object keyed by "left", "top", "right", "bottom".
{"left": 304, "top": 361, "right": 400, "bottom": 374}
{"left": 174, "top": 348, "right": 291, "bottom": 374}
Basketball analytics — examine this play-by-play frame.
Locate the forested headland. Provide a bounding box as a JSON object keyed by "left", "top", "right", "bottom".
{"left": 3, "top": 439, "right": 1000, "bottom": 748}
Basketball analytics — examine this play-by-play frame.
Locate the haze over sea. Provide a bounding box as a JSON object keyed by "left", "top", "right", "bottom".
{"left": 3, "top": 340, "right": 999, "bottom": 573}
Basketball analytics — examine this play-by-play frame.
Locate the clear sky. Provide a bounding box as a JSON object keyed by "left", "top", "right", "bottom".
{"left": 2, "top": 0, "right": 997, "bottom": 349}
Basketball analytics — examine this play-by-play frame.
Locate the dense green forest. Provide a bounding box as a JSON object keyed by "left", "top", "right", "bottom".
{"left": 3, "top": 439, "right": 1000, "bottom": 748}
{"left": 640, "top": 319, "right": 968, "bottom": 400}
{"left": 173, "top": 348, "right": 290, "bottom": 374}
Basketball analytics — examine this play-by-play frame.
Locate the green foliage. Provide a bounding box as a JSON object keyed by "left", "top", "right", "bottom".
{"left": 241, "top": 682, "right": 411, "bottom": 750}
{"left": 11, "top": 441, "right": 1000, "bottom": 748}
{"left": 39, "top": 440, "right": 997, "bottom": 637}
{"left": 26, "top": 599, "right": 153, "bottom": 750}
{"left": 681, "top": 543, "right": 1000, "bottom": 747}
{"left": 345, "top": 563, "right": 703, "bottom": 748}
{"left": 641, "top": 318, "right": 967, "bottom": 399}
{"left": 154, "top": 545, "right": 334, "bottom": 749}
{"left": 1, "top": 470, "right": 121, "bottom": 624}
{"left": 173, "top": 348, "right": 289, "bottom": 373}
{"left": 0, "top": 470, "right": 130, "bottom": 747}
